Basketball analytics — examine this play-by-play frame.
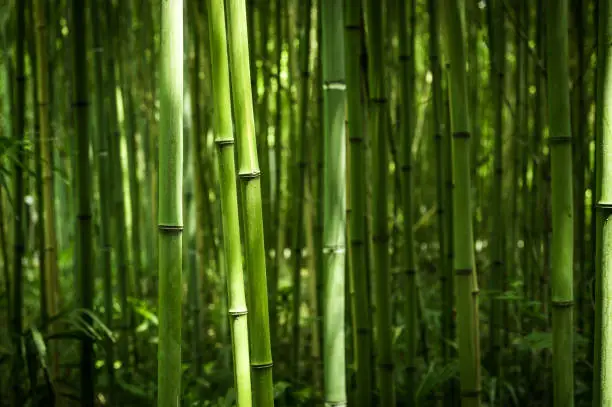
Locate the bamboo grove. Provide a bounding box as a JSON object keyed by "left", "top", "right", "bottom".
{"left": 2, "top": 0, "right": 612, "bottom": 406}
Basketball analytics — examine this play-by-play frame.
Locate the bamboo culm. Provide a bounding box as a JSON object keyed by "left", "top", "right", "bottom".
{"left": 157, "top": 0, "right": 184, "bottom": 404}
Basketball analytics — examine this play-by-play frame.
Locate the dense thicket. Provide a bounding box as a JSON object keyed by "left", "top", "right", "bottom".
{"left": 0, "top": 1, "right": 607, "bottom": 406}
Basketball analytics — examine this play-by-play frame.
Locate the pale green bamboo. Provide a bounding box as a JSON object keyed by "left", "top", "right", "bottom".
{"left": 225, "top": 0, "right": 275, "bottom": 404}
{"left": 157, "top": 0, "right": 183, "bottom": 404}
{"left": 322, "top": 0, "right": 347, "bottom": 405}
{"left": 595, "top": 0, "right": 612, "bottom": 404}
{"left": 206, "top": 0, "right": 253, "bottom": 404}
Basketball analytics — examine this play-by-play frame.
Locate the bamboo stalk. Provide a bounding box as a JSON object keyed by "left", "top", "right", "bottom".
{"left": 225, "top": 0, "right": 275, "bottom": 403}
{"left": 157, "top": 0, "right": 184, "bottom": 404}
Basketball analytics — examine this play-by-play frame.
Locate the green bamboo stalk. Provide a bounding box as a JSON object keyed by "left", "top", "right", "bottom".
{"left": 157, "top": 0, "right": 183, "bottom": 404}
{"left": 206, "top": 0, "right": 253, "bottom": 403}
{"left": 89, "top": 0, "right": 115, "bottom": 400}
{"left": 441, "top": 0, "right": 481, "bottom": 406}
{"left": 546, "top": 1, "right": 574, "bottom": 406}
{"left": 321, "top": 0, "right": 347, "bottom": 405}
{"left": 225, "top": 0, "right": 275, "bottom": 403}
{"left": 344, "top": 0, "right": 372, "bottom": 404}
{"left": 593, "top": 0, "right": 608, "bottom": 404}
{"left": 315, "top": 4, "right": 325, "bottom": 390}
{"left": 34, "top": 0, "right": 59, "bottom": 344}
{"left": 398, "top": 0, "right": 417, "bottom": 402}
{"left": 363, "top": 1, "right": 394, "bottom": 404}
{"left": 72, "top": 1, "right": 95, "bottom": 404}
{"left": 594, "top": 0, "right": 612, "bottom": 402}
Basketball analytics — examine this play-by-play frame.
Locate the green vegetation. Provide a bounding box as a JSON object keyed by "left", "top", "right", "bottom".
{"left": 0, "top": 1, "right": 608, "bottom": 406}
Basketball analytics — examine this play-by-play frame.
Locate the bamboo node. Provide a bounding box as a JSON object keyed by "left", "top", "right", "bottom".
{"left": 239, "top": 170, "right": 261, "bottom": 180}
{"left": 455, "top": 267, "right": 472, "bottom": 276}
{"left": 215, "top": 138, "right": 235, "bottom": 147}
{"left": 158, "top": 224, "right": 184, "bottom": 234}
{"left": 378, "top": 362, "right": 394, "bottom": 371}
{"left": 345, "top": 24, "right": 360, "bottom": 31}
{"left": 595, "top": 201, "right": 612, "bottom": 211}
{"left": 551, "top": 300, "right": 573, "bottom": 308}
{"left": 77, "top": 214, "right": 93, "bottom": 220}
{"left": 323, "top": 80, "right": 346, "bottom": 90}
{"left": 228, "top": 308, "right": 248, "bottom": 316}
{"left": 251, "top": 362, "right": 273, "bottom": 369}
{"left": 371, "top": 97, "right": 388, "bottom": 104}
{"left": 399, "top": 54, "right": 412, "bottom": 61}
